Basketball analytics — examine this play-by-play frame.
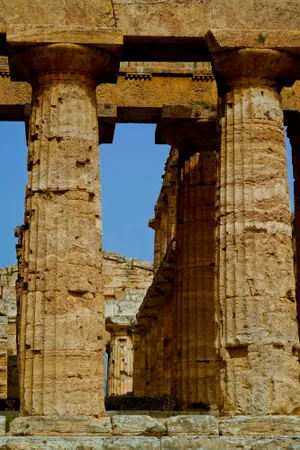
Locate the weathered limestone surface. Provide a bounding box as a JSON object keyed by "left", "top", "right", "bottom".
{"left": 166, "top": 415, "right": 218, "bottom": 436}
{"left": 103, "top": 253, "right": 152, "bottom": 396}
{"left": 219, "top": 416, "right": 300, "bottom": 437}
{"left": 1, "top": 415, "right": 300, "bottom": 447}
{"left": 173, "top": 147, "right": 218, "bottom": 410}
{"left": 0, "top": 268, "right": 17, "bottom": 401}
{"left": 1, "top": 435, "right": 300, "bottom": 449}
{"left": 209, "top": 43, "right": 300, "bottom": 415}
{"left": 103, "top": 251, "right": 152, "bottom": 301}
{"left": 0, "top": 255, "right": 153, "bottom": 403}
{"left": 153, "top": 108, "right": 219, "bottom": 410}
{"left": 1, "top": 58, "right": 299, "bottom": 124}
{"left": 8, "top": 43, "right": 121, "bottom": 419}
{"left": 106, "top": 320, "right": 134, "bottom": 396}
{"left": 111, "top": 415, "right": 166, "bottom": 436}
{"left": 0, "top": 1, "right": 116, "bottom": 28}
{"left": 149, "top": 147, "right": 178, "bottom": 273}
{"left": 1, "top": 1, "right": 299, "bottom": 40}
{"left": 10, "top": 415, "right": 112, "bottom": 436}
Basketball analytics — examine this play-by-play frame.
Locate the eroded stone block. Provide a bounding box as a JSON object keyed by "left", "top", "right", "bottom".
{"left": 111, "top": 415, "right": 166, "bottom": 436}
{"left": 166, "top": 415, "right": 219, "bottom": 436}
{"left": 219, "top": 416, "right": 300, "bottom": 437}
{"left": 103, "top": 436, "right": 161, "bottom": 450}
{"left": 161, "top": 437, "right": 300, "bottom": 450}
{"left": 9, "top": 416, "right": 112, "bottom": 436}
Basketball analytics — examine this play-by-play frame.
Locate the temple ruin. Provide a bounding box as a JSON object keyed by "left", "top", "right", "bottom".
{"left": 0, "top": 0, "right": 300, "bottom": 447}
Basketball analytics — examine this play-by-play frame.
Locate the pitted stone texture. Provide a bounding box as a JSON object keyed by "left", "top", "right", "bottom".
{"left": 13, "top": 44, "right": 109, "bottom": 417}
{"left": 161, "top": 437, "right": 300, "bottom": 450}
{"left": 103, "top": 436, "right": 161, "bottom": 449}
{"left": 0, "top": 436, "right": 161, "bottom": 449}
{"left": 166, "top": 415, "right": 218, "bottom": 436}
{"left": 106, "top": 323, "right": 134, "bottom": 396}
{"left": 219, "top": 416, "right": 300, "bottom": 437}
{"left": 0, "top": 417, "right": 5, "bottom": 436}
{"left": 1, "top": 436, "right": 300, "bottom": 450}
{"left": 0, "top": 267, "right": 17, "bottom": 304}
{"left": 112, "top": 415, "right": 166, "bottom": 436}
{"left": 0, "top": 254, "right": 151, "bottom": 402}
{"left": 9, "top": 416, "right": 112, "bottom": 436}
{"left": 173, "top": 148, "right": 218, "bottom": 409}
{"left": 211, "top": 50, "right": 300, "bottom": 415}
{"left": 103, "top": 251, "right": 153, "bottom": 302}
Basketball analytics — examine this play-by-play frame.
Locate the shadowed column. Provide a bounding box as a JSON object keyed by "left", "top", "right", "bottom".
{"left": 156, "top": 107, "right": 220, "bottom": 411}
{"left": 133, "top": 325, "right": 148, "bottom": 397}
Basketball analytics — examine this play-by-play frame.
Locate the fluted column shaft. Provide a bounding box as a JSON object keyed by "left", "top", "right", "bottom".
{"left": 155, "top": 307, "right": 165, "bottom": 396}
{"left": 107, "top": 324, "right": 133, "bottom": 396}
{"left": 211, "top": 49, "right": 300, "bottom": 415}
{"left": 10, "top": 44, "right": 119, "bottom": 417}
{"left": 147, "top": 319, "right": 158, "bottom": 395}
{"left": 133, "top": 327, "right": 148, "bottom": 397}
{"left": 174, "top": 149, "right": 218, "bottom": 410}
{"left": 162, "top": 291, "right": 173, "bottom": 396}
{"left": 287, "top": 116, "right": 300, "bottom": 336}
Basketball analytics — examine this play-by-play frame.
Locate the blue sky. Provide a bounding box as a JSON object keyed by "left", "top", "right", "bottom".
{"left": 0, "top": 122, "right": 294, "bottom": 269}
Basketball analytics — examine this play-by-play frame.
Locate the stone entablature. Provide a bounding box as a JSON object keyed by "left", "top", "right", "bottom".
{"left": 0, "top": 58, "right": 299, "bottom": 125}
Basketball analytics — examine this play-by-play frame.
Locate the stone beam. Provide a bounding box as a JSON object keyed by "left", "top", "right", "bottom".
{"left": 0, "top": 3, "right": 299, "bottom": 57}
{"left": 0, "top": 59, "right": 299, "bottom": 124}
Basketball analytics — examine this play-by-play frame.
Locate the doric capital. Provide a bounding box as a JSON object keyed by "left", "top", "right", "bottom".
{"left": 105, "top": 317, "right": 134, "bottom": 336}
{"left": 9, "top": 43, "right": 120, "bottom": 85}
{"left": 156, "top": 104, "right": 218, "bottom": 153}
{"left": 206, "top": 32, "right": 300, "bottom": 93}
{"left": 206, "top": 30, "right": 300, "bottom": 93}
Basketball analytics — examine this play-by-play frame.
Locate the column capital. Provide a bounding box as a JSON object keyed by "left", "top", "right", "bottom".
{"left": 9, "top": 43, "right": 120, "bottom": 85}
{"left": 105, "top": 317, "right": 134, "bottom": 336}
{"left": 206, "top": 30, "right": 300, "bottom": 93}
{"left": 156, "top": 104, "right": 218, "bottom": 153}
{"left": 207, "top": 47, "right": 299, "bottom": 94}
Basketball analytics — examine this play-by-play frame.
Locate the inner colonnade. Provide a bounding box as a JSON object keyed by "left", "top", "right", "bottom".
{"left": 1, "top": 26, "right": 300, "bottom": 435}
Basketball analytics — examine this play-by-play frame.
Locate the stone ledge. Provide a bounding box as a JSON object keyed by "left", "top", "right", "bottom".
{"left": 162, "top": 436, "right": 300, "bottom": 449}
{"left": 219, "top": 416, "right": 300, "bottom": 437}
{"left": 0, "top": 436, "right": 300, "bottom": 449}
{"left": 7, "top": 415, "right": 300, "bottom": 438}
{"left": 9, "top": 416, "right": 112, "bottom": 436}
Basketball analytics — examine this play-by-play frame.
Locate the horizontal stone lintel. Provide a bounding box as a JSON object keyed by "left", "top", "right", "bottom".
{"left": 0, "top": 58, "right": 299, "bottom": 124}
{"left": 6, "top": 25, "right": 123, "bottom": 57}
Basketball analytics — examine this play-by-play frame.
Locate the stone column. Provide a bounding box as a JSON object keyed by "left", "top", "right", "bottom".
{"left": 209, "top": 44, "right": 300, "bottom": 415}
{"left": 287, "top": 114, "right": 300, "bottom": 336}
{"left": 154, "top": 307, "right": 165, "bottom": 397}
{"left": 147, "top": 318, "right": 158, "bottom": 396}
{"left": 8, "top": 43, "right": 121, "bottom": 430}
{"left": 106, "top": 319, "right": 134, "bottom": 396}
{"left": 133, "top": 325, "right": 148, "bottom": 397}
{"left": 156, "top": 111, "right": 220, "bottom": 411}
